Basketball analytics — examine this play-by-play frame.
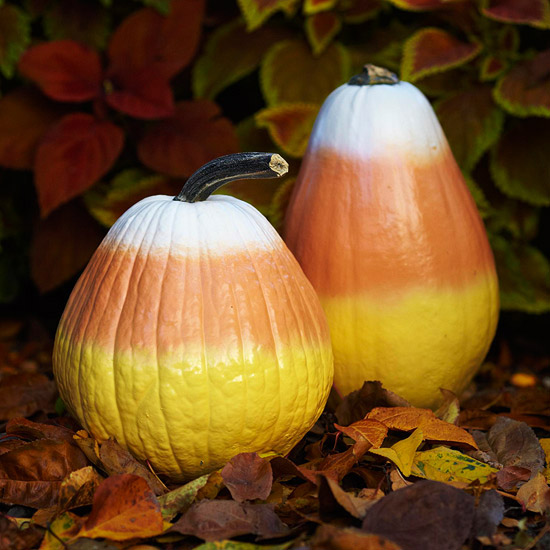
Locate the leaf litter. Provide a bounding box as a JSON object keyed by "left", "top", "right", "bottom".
{"left": 0, "top": 321, "right": 549, "bottom": 550}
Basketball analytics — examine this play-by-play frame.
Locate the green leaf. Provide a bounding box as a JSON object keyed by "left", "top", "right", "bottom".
{"left": 261, "top": 39, "right": 350, "bottom": 106}
{"left": 435, "top": 86, "right": 504, "bottom": 172}
{"left": 193, "top": 18, "right": 288, "bottom": 99}
{"left": 464, "top": 175, "right": 491, "bottom": 218}
{"left": 494, "top": 51, "right": 550, "bottom": 118}
{"left": 0, "top": 4, "right": 31, "bottom": 78}
{"left": 43, "top": 0, "right": 111, "bottom": 50}
{"left": 85, "top": 169, "right": 177, "bottom": 227}
{"left": 401, "top": 27, "right": 482, "bottom": 82}
{"left": 490, "top": 118, "right": 550, "bottom": 206}
{"left": 255, "top": 103, "right": 320, "bottom": 157}
{"left": 411, "top": 446, "right": 498, "bottom": 484}
{"left": 491, "top": 235, "right": 550, "bottom": 314}
{"left": 237, "top": 0, "right": 299, "bottom": 31}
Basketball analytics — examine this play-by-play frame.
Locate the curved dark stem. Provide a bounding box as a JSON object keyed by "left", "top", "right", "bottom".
{"left": 348, "top": 64, "right": 399, "bottom": 86}
{"left": 174, "top": 152, "right": 288, "bottom": 203}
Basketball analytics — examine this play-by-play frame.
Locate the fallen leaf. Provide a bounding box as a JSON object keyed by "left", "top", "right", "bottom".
{"left": 73, "top": 431, "right": 101, "bottom": 466}
{"left": 6, "top": 417, "right": 76, "bottom": 443}
{"left": 0, "top": 514, "right": 43, "bottom": 550}
{"left": 471, "top": 490, "right": 504, "bottom": 539}
{"left": 196, "top": 470, "right": 225, "bottom": 501}
{"left": 496, "top": 466, "right": 531, "bottom": 491}
{"left": 0, "top": 439, "right": 89, "bottom": 508}
{"left": 76, "top": 474, "right": 164, "bottom": 541}
{"left": 434, "top": 389, "right": 461, "bottom": 425}
{"left": 367, "top": 407, "right": 477, "bottom": 449}
{"left": 541, "top": 438, "right": 550, "bottom": 483}
{"left": 99, "top": 439, "right": 166, "bottom": 496}
{"left": 370, "top": 428, "right": 424, "bottom": 477}
{"left": 40, "top": 511, "right": 84, "bottom": 550}
{"left": 58, "top": 466, "right": 103, "bottom": 511}
{"left": 516, "top": 472, "right": 550, "bottom": 514}
{"left": 335, "top": 381, "right": 410, "bottom": 426}
{"left": 0, "top": 373, "right": 57, "bottom": 420}
{"left": 472, "top": 417, "right": 545, "bottom": 475}
{"left": 189, "top": 542, "right": 293, "bottom": 550}
{"left": 221, "top": 452, "right": 273, "bottom": 503}
{"left": 304, "top": 445, "right": 369, "bottom": 484}
{"left": 458, "top": 409, "right": 498, "bottom": 430}
{"left": 158, "top": 473, "right": 209, "bottom": 520}
{"left": 334, "top": 419, "right": 388, "bottom": 450}
{"left": 310, "top": 523, "right": 402, "bottom": 550}
{"left": 362, "top": 480, "right": 475, "bottom": 550}
{"left": 172, "top": 500, "right": 289, "bottom": 541}
{"left": 411, "top": 446, "right": 498, "bottom": 484}
{"left": 319, "top": 476, "right": 383, "bottom": 520}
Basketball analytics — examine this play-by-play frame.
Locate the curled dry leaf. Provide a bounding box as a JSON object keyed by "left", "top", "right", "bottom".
{"left": 516, "top": 472, "right": 550, "bottom": 514}
{"left": 367, "top": 406, "right": 478, "bottom": 448}
{"left": 99, "top": 439, "right": 167, "bottom": 496}
{"left": 0, "top": 439, "right": 88, "bottom": 508}
{"left": 58, "top": 466, "right": 104, "bottom": 511}
{"left": 362, "top": 480, "right": 475, "bottom": 550}
{"left": 334, "top": 418, "right": 388, "bottom": 449}
{"left": 158, "top": 473, "right": 210, "bottom": 520}
{"left": 6, "top": 417, "right": 75, "bottom": 443}
{"left": 221, "top": 452, "right": 273, "bottom": 503}
{"left": 77, "top": 474, "right": 164, "bottom": 541}
{"left": 172, "top": 499, "right": 289, "bottom": 541}
{"left": 369, "top": 428, "right": 424, "bottom": 477}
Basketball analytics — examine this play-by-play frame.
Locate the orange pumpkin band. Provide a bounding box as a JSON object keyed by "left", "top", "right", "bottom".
{"left": 285, "top": 147, "right": 496, "bottom": 296}
{"left": 57, "top": 244, "right": 330, "bottom": 353}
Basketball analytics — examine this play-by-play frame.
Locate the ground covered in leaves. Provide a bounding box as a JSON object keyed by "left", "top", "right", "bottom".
{"left": 1, "top": 318, "right": 549, "bottom": 550}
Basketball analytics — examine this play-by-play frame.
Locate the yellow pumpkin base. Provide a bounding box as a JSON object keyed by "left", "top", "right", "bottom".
{"left": 323, "top": 275, "right": 499, "bottom": 409}
{"left": 54, "top": 337, "right": 333, "bottom": 481}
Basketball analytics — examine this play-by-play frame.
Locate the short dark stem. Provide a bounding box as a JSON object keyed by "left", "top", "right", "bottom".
{"left": 174, "top": 152, "right": 288, "bottom": 203}
{"left": 348, "top": 64, "right": 399, "bottom": 86}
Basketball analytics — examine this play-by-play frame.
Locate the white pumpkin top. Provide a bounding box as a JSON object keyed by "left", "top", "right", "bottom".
{"left": 309, "top": 81, "right": 447, "bottom": 159}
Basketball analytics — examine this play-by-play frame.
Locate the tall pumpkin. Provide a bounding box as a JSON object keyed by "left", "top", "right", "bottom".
{"left": 53, "top": 153, "right": 333, "bottom": 481}
{"left": 284, "top": 65, "right": 499, "bottom": 409}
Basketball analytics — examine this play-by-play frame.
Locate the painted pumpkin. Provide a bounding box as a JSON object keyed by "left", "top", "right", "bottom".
{"left": 53, "top": 152, "right": 333, "bottom": 481}
{"left": 284, "top": 65, "right": 499, "bottom": 409}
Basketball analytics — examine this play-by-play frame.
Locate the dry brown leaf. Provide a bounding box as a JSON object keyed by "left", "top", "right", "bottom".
{"left": 221, "top": 452, "right": 273, "bottom": 502}
{"left": 58, "top": 465, "right": 104, "bottom": 511}
{"left": 367, "top": 406, "right": 478, "bottom": 448}
{"left": 334, "top": 419, "right": 388, "bottom": 449}
{"left": 516, "top": 472, "right": 550, "bottom": 514}
{"left": 0, "top": 373, "right": 57, "bottom": 420}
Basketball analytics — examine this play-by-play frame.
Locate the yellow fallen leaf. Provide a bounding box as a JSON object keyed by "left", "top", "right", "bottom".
{"left": 411, "top": 446, "right": 497, "bottom": 484}
{"left": 370, "top": 428, "right": 424, "bottom": 477}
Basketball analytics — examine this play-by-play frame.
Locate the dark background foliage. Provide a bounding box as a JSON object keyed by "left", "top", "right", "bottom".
{"left": 0, "top": 0, "right": 549, "bottom": 349}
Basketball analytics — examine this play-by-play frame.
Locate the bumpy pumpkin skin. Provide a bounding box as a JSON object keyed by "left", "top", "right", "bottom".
{"left": 284, "top": 75, "right": 499, "bottom": 409}
{"left": 54, "top": 195, "right": 333, "bottom": 481}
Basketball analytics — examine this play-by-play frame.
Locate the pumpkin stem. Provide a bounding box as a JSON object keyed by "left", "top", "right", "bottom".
{"left": 174, "top": 152, "right": 289, "bottom": 203}
{"left": 348, "top": 64, "right": 399, "bottom": 86}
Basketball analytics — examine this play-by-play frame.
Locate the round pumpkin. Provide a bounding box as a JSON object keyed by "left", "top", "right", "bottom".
{"left": 284, "top": 65, "right": 499, "bottom": 409}
{"left": 53, "top": 152, "right": 333, "bottom": 481}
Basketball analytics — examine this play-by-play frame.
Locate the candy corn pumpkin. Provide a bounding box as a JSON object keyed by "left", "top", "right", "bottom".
{"left": 53, "top": 153, "right": 333, "bottom": 481}
{"left": 284, "top": 65, "right": 499, "bottom": 409}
